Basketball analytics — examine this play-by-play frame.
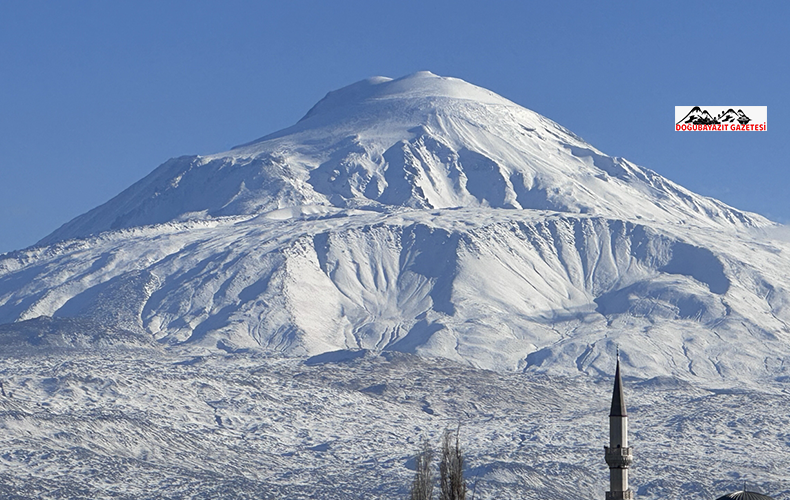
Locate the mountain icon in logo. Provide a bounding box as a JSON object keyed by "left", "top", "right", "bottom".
{"left": 715, "top": 109, "right": 751, "bottom": 124}
{"left": 677, "top": 107, "right": 751, "bottom": 125}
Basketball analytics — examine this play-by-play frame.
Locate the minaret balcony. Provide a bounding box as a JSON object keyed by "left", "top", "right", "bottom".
{"left": 605, "top": 490, "right": 634, "bottom": 500}
{"left": 604, "top": 446, "right": 633, "bottom": 468}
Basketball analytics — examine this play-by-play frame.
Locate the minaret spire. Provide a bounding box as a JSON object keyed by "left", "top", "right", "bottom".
{"left": 605, "top": 354, "right": 634, "bottom": 500}
{"left": 610, "top": 350, "right": 627, "bottom": 417}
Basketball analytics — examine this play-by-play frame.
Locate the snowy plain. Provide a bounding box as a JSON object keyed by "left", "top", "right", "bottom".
{"left": 1, "top": 347, "right": 789, "bottom": 499}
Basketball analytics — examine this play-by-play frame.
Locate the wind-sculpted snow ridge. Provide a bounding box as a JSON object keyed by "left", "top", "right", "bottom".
{"left": 0, "top": 349, "right": 788, "bottom": 499}
{"left": 39, "top": 71, "right": 766, "bottom": 246}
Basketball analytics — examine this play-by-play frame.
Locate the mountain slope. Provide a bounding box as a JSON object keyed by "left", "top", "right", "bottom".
{"left": 4, "top": 207, "right": 789, "bottom": 385}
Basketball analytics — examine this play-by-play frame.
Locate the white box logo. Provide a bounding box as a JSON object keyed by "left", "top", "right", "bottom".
{"left": 675, "top": 106, "right": 767, "bottom": 131}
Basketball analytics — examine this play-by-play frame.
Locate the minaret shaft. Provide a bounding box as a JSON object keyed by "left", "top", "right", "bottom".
{"left": 609, "top": 415, "right": 627, "bottom": 448}
{"left": 609, "top": 468, "right": 629, "bottom": 493}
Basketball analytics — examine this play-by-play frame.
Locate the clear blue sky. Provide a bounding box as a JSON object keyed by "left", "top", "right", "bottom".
{"left": 1, "top": 1, "right": 788, "bottom": 253}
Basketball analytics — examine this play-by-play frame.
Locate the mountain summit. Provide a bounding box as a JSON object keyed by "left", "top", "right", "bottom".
{"left": 3, "top": 73, "right": 789, "bottom": 383}
{"left": 41, "top": 72, "right": 760, "bottom": 246}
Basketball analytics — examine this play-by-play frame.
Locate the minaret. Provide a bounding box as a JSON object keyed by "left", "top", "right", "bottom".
{"left": 605, "top": 352, "right": 634, "bottom": 500}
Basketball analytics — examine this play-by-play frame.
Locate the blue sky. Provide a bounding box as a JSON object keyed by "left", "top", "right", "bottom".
{"left": 1, "top": 1, "right": 787, "bottom": 253}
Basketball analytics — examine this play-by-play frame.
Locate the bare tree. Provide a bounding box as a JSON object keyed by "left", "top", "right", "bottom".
{"left": 440, "top": 426, "right": 466, "bottom": 500}
{"left": 409, "top": 439, "right": 434, "bottom": 500}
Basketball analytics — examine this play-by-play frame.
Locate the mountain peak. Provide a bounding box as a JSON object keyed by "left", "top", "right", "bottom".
{"left": 298, "top": 71, "right": 516, "bottom": 123}
{"left": 39, "top": 73, "right": 767, "bottom": 246}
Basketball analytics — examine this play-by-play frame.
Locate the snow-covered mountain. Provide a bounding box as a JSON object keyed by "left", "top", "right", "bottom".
{"left": 2, "top": 71, "right": 789, "bottom": 385}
